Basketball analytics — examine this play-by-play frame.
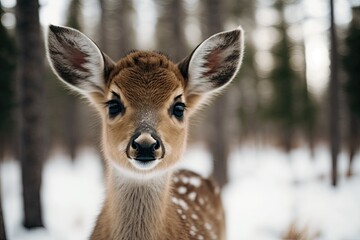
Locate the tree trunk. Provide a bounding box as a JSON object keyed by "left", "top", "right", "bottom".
{"left": 202, "top": 0, "right": 229, "bottom": 188}
{"left": 210, "top": 95, "right": 229, "bottom": 188}
{"left": 0, "top": 184, "right": 6, "bottom": 240}
{"left": 98, "top": 0, "right": 106, "bottom": 50}
{"left": 329, "top": 0, "right": 339, "bottom": 187}
{"left": 64, "top": 97, "right": 79, "bottom": 161}
{"left": 16, "top": 0, "right": 45, "bottom": 228}
{"left": 65, "top": 0, "right": 82, "bottom": 161}
{"left": 156, "top": 0, "right": 187, "bottom": 62}
{"left": 347, "top": 113, "right": 359, "bottom": 177}
{"left": 282, "top": 126, "right": 293, "bottom": 153}
{"left": 99, "top": 0, "right": 134, "bottom": 59}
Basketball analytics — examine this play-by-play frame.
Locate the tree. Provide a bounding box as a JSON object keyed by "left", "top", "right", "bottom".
{"left": 201, "top": 0, "right": 229, "bottom": 188}
{"left": 343, "top": 6, "right": 360, "bottom": 177}
{"left": 265, "top": 0, "right": 300, "bottom": 153}
{"left": 98, "top": 0, "right": 135, "bottom": 59}
{"left": 299, "top": 75, "right": 317, "bottom": 157}
{"left": 0, "top": 3, "right": 16, "bottom": 238}
{"left": 155, "top": 0, "right": 187, "bottom": 62}
{"left": 16, "top": 0, "right": 46, "bottom": 228}
{"left": 64, "top": 0, "right": 82, "bottom": 161}
{"left": 227, "top": 0, "right": 262, "bottom": 141}
{"left": 329, "top": 0, "right": 339, "bottom": 187}
{"left": 0, "top": 191, "right": 5, "bottom": 240}
{"left": 0, "top": 3, "right": 16, "bottom": 159}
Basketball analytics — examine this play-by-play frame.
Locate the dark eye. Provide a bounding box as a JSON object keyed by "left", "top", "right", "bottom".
{"left": 172, "top": 102, "right": 186, "bottom": 119}
{"left": 107, "top": 100, "right": 123, "bottom": 118}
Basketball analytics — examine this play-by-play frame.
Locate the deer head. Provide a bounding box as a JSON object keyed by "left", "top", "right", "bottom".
{"left": 47, "top": 25, "right": 244, "bottom": 179}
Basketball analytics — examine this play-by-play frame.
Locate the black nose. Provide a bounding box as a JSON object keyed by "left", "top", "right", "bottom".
{"left": 129, "top": 133, "right": 162, "bottom": 162}
{"left": 131, "top": 139, "right": 159, "bottom": 161}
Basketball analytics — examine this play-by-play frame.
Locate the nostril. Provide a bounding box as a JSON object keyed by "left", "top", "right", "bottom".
{"left": 131, "top": 139, "right": 140, "bottom": 151}
{"left": 128, "top": 132, "right": 164, "bottom": 161}
{"left": 153, "top": 139, "right": 160, "bottom": 151}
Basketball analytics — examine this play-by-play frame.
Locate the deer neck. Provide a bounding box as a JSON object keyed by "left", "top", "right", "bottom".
{"left": 105, "top": 166, "right": 175, "bottom": 240}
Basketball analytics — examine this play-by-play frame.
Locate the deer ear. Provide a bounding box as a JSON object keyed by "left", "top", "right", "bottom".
{"left": 46, "top": 25, "right": 114, "bottom": 95}
{"left": 178, "top": 26, "right": 244, "bottom": 96}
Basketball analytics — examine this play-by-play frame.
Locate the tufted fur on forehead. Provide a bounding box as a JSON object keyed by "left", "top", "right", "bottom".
{"left": 109, "top": 51, "right": 185, "bottom": 108}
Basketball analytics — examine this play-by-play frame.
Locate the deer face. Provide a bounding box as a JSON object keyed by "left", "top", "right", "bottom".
{"left": 99, "top": 52, "right": 188, "bottom": 175}
{"left": 47, "top": 25, "right": 244, "bottom": 178}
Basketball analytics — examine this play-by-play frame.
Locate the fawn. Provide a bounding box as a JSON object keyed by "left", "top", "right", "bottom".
{"left": 47, "top": 24, "right": 243, "bottom": 240}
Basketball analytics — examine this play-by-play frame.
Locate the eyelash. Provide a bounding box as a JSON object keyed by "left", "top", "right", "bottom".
{"left": 105, "top": 99, "right": 124, "bottom": 118}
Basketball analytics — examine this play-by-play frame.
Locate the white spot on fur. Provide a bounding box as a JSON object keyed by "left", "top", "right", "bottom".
{"left": 181, "top": 214, "right": 187, "bottom": 219}
{"left": 178, "top": 199, "right": 188, "bottom": 210}
{"left": 177, "top": 209, "right": 182, "bottom": 214}
{"left": 205, "top": 222, "right": 212, "bottom": 230}
{"left": 172, "top": 197, "right": 179, "bottom": 205}
{"left": 188, "top": 192, "right": 197, "bottom": 201}
{"left": 189, "top": 177, "right": 201, "bottom": 187}
{"left": 198, "top": 235, "right": 204, "bottom": 240}
{"left": 178, "top": 186, "right": 187, "bottom": 194}
{"left": 191, "top": 213, "right": 198, "bottom": 220}
{"left": 190, "top": 230, "right": 196, "bottom": 236}
{"left": 181, "top": 176, "right": 189, "bottom": 184}
{"left": 199, "top": 197, "right": 205, "bottom": 205}
{"left": 173, "top": 176, "right": 179, "bottom": 183}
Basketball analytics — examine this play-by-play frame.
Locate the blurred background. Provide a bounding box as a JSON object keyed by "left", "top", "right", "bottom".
{"left": 0, "top": 0, "right": 360, "bottom": 239}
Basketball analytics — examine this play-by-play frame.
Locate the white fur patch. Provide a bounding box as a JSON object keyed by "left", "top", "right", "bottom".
{"left": 188, "top": 192, "right": 197, "bottom": 201}
{"left": 178, "top": 186, "right": 187, "bottom": 194}
{"left": 130, "top": 159, "right": 161, "bottom": 170}
{"left": 110, "top": 159, "right": 171, "bottom": 181}
{"left": 189, "top": 177, "right": 201, "bottom": 187}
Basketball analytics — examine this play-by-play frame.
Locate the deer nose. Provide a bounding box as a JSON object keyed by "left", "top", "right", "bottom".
{"left": 128, "top": 133, "right": 163, "bottom": 161}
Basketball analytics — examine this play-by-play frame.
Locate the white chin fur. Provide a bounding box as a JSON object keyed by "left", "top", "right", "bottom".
{"left": 130, "top": 159, "right": 161, "bottom": 170}
{"left": 111, "top": 159, "right": 171, "bottom": 181}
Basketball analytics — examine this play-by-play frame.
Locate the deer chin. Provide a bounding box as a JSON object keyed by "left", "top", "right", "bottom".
{"left": 110, "top": 158, "right": 172, "bottom": 181}
{"left": 129, "top": 158, "right": 161, "bottom": 170}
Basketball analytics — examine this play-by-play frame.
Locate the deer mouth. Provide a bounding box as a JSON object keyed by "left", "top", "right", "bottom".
{"left": 130, "top": 158, "right": 161, "bottom": 170}
{"left": 135, "top": 156, "right": 156, "bottom": 162}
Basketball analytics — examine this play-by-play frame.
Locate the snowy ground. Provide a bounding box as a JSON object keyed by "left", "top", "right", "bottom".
{"left": 1, "top": 144, "right": 360, "bottom": 240}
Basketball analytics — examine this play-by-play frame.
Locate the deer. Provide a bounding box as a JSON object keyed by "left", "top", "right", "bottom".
{"left": 46, "top": 24, "right": 244, "bottom": 240}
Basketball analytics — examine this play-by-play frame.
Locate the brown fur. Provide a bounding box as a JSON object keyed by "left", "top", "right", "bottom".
{"left": 88, "top": 51, "right": 225, "bottom": 239}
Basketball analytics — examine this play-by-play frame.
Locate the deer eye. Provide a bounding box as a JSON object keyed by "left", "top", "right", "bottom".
{"left": 107, "top": 99, "right": 123, "bottom": 118}
{"left": 172, "top": 102, "right": 186, "bottom": 119}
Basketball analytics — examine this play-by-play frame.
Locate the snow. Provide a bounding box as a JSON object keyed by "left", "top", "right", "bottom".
{"left": 1, "top": 149, "right": 104, "bottom": 240}
{"left": 224, "top": 145, "right": 360, "bottom": 240}
{"left": 1, "top": 144, "right": 360, "bottom": 240}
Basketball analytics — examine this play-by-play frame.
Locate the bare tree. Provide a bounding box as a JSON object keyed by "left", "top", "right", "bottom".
{"left": 155, "top": 0, "right": 187, "bottom": 62}
{"left": 98, "top": 0, "right": 135, "bottom": 59}
{"left": 0, "top": 183, "right": 6, "bottom": 240}
{"left": 15, "top": 0, "right": 45, "bottom": 228}
{"left": 0, "top": 3, "right": 15, "bottom": 237}
{"left": 202, "top": 0, "right": 229, "bottom": 188}
{"left": 64, "top": 0, "right": 82, "bottom": 161}
{"left": 343, "top": 6, "right": 360, "bottom": 177}
{"left": 329, "top": 0, "right": 339, "bottom": 187}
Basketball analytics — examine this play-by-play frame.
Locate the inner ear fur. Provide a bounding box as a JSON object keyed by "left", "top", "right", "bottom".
{"left": 177, "top": 26, "right": 244, "bottom": 97}
{"left": 47, "top": 24, "right": 115, "bottom": 96}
